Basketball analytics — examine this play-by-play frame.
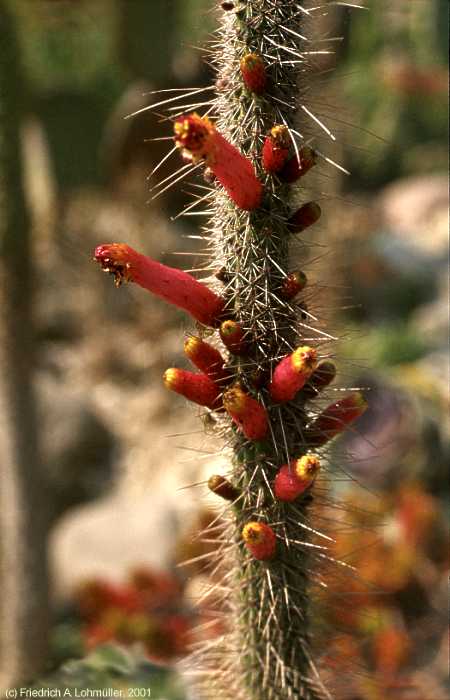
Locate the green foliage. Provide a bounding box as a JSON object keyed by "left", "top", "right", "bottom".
{"left": 33, "top": 645, "right": 186, "bottom": 700}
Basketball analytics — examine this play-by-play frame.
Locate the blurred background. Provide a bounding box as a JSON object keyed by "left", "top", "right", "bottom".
{"left": 0, "top": 1, "right": 448, "bottom": 698}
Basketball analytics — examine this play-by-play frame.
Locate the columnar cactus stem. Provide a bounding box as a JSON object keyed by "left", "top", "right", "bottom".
{"left": 199, "top": 4, "right": 332, "bottom": 697}
{"left": 95, "top": 1, "right": 368, "bottom": 698}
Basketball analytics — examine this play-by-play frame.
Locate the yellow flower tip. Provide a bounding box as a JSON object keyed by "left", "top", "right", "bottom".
{"left": 163, "top": 368, "right": 179, "bottom": 388}
{"left": 173, "top": 113, "right": 215, "bottom": 161}
{"left": 295, "top": 454, "right": 320, "bottom": 481}
{"left": 184, "top": 336, "right": 201, "bottom": 354}
{"left": 241, "top": 53, "right": 264, "bottom": 70}
{"left": 270, "top": 124, "right": 290, "bottom": 149}
{"left": 292, "top": 346, "right": 318, "bottom": 373}
{"left": 94, "top": 243, "right": 134, "bottom": 287}
{"left": 242, "top": 522, "right": 266, "bottom": 545}
{"left": 220, "top": 320, "right": 235, "bottom": 335}
{"left": 223, "top": 386, "right": 246, "bottom": 413}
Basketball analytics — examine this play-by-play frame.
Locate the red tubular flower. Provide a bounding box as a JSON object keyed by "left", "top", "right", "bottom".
{"left": 223, "top": 386, "right": 269, "bottom": 440}
{"left": 94, "top": 243, "right": 224, "bottom": 327}
{"left": 219, "top": 319, "right": 248, "bottom": 356}
{"left": 305, "top": 392, "right": 368, "bottom": 447}
{"left": 184, "top": 336, "right": 230, "bottom": 384}
{"left": 269, "top": 346, "right": 318, "bottom": 403}
{"left": 240, "top": 53, "right": 267, "bottom": 95}
{"left": 288, "top": 202, "right": 322, "bottom": 233}
{"left": 174, "top": 113, "right": 263, "bottom": 211}
{"left": 301, "top": 361, "right": 337, "bottom": 400}
{"left": 280, "top": 270, "right": 308, "bottom": 300}
{"left": 208, "top": 474, "right": 240, "bottom": 502}
{"left": 163, "top": 368, "right": 222, "bottom": 410}
{"left": 242, "top": 522, "right": 276, "bottom": 560}
{"left": 262, "top": 125, "right": 290, "bottom": 173}
{"left": 279, "top": 145, "right": 317, "bottom": 183}
{"left": 274, "top": 455, "right": 321, "bottom": 502}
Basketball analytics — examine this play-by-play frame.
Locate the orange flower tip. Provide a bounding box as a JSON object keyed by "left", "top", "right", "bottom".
{"left": 208, "top": 474, "right": 240, "bottom": 501}
{"left": 280, "top": 270, "right": 307, "bottom": 300}
{"left": 173, "top": 113, "right": 215, "bottom": 162}
{"left": 240, "top": 53, "right": 267, "bottom": 95}
{"left": 94, "top": 243, "right": 134, "bottom": 286}
{"left": 242, "top": 522, "right": 276, "bottom": 560}
{"left": 292, "top": 346, "right": 318, "bottom": 373}
{"left": 262, "top": 125, "right": 291, "bottom": 173}
{"left": 288, "top": 202, "right": 322, "bottom": 233}
{"left": 279, "top": 146, "right": 317, "bottom": 183}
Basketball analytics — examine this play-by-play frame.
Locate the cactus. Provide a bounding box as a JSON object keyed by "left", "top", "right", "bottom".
{"left": 95, "top": 1, "right": 368, "bottom": 699}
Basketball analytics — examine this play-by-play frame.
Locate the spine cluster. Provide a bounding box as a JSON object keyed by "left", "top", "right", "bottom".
{"left": 94, "top": 2, "right": 367, "bottom": 699}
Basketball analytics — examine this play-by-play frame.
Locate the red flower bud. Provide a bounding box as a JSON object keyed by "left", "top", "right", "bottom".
{"left": 174, "top": 113, "right": 263, "bottom": 211}
{"left": 305, "top": 392, "right": 368, "bottom": 447}
{"left": 219, "top": 319, "right": 248, "bottom": 356}
{"left": 184, "top": 336, "right": 230, "bottom": 384}
{"left": 242, "top": 522, "right": 276, "bottom": 560}
{"left": 279, "top": 146, "right": 317, "bottom": 183}
{"left": 301, "top": 361, "right": 336, "bottom": 400}
{"left": 223, "top": 386, "right": 269, "bottom": 440}
{"left": 288, "top": 202, "right": 322, "bottom": 233}
{"left": 208, "top": 474, "right": 240, "bottom": 501}
{"left": 240, "top": 53, "right": 267, "bottom": 95}
{"left": 280, "top": 270, "right": 307, "bottom": 300}
{"left": 94, "top": 243, "right": 224, "bottom": 327}
{"left": 163, "top": 368, "right": 222, "bottom": 410}
{"left": 269, "top": 346, "right": 318, "bottom": 403}
{"left": 262, "top": 125, "right": 290, "bottom": 174}
{"left": 274, "top": 455, "right": 321, "bottom": 502}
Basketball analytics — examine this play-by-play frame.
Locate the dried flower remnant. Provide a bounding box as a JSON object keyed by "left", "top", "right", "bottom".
{"left": 280, "top": 270, "right": 308, "bottom": 300}
{"left": 288, "top": 201, "right": 322, "bottom": 234}
{"left": 279, "top": 145, "right": 317, "bottom": 183}
{"left": 208, "top": 474, "right": 240, "bottom": 502}
{"left": 306, "top": 392, "right": 368, "bottom": 447}
{"left": 301, "top": 361, "right": 337, "bottom": 399}
{"left": 242, "top": 522, "right": 276, "bottom": 561}
{"left": 173, "top": 113, "right": 263, "bottom": 211}
{"left": 269, "top": 346, "right": 318, "bottom": 403}
{"left": 94, "top": 244, "right": 225, "bottom": 327}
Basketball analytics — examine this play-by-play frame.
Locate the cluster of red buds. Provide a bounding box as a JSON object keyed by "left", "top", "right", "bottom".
{"left": 94, "top": 82, "right": 368, "bottom": 567}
